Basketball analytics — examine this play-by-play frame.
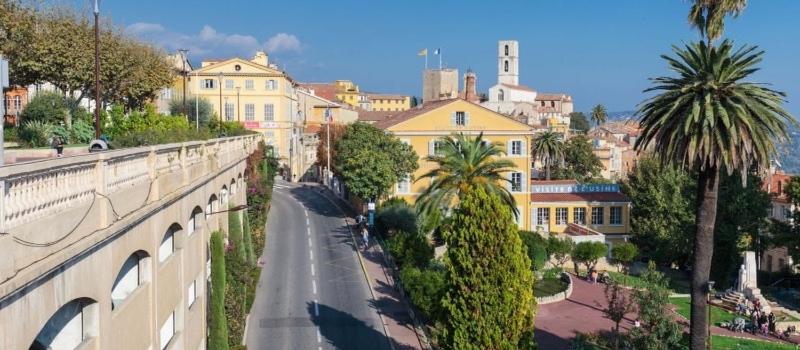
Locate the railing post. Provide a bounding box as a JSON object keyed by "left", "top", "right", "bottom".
{"left": 0, "top": 178, "right": 5, "bottom": 234}
{"left": 180, "top": 142, "right": 189, "bottom": 186}
{"left": 147, "top": 146, "right": 159, "bottom": 203}
{"left": 95, "top": 153, "right": 109, "bottom": 228}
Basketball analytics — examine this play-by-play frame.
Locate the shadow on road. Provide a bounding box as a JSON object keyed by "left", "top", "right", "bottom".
{"left": 534, "top": 327, "right": 571, "bottom": 350}
{"left": 307, "top": 302, "right": 394, "bottom": 350}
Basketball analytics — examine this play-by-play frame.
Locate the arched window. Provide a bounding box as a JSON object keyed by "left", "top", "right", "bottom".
{"left": 159, "top": 225, "right": 180, "bottom": 263}
{"left": 230, "top": 179, "right": 237, "bottom": 195}
{"left": 498, "top": 89, "right": 505, "bottom": 102}
{"left": 206, "top": 195, "right": 218, "bottom": 220}
{"left": 31, "top": 298, "right": 99, "bottom": 350}
{"left": 220, "top": 186, "right": 229, "bottom": 207}
{"left": 504, "top": 60, "right": 509, "bottom": 72}
{"left": 188, "top": 206, "right": 203, "bottom": 236}
{"left": 504, "top": 45, "right": 509, "bottom": 56}
{"left": 111, "top": 251, "right": 151, "bottom": 310}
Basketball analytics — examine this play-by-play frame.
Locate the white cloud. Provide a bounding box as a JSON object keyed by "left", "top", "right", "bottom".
{"left": 265, "top": 33, "right": 302, "bottom": 53}
{"left": 125, "top": 23, "right": 303, "bottom": 59}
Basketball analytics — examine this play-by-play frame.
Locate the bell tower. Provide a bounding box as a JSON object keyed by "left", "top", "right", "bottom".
{"left": 498, "top": 40, "right": 519, "bottom": 86}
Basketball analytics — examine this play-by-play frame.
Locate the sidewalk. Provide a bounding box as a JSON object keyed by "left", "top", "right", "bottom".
{"left": 313, "top": 184, "right": 425, "bottom": 350}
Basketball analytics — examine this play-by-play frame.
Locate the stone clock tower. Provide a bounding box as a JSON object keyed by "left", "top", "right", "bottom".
{"left": 498, "top": 40, "right": 519, "bottom": 86}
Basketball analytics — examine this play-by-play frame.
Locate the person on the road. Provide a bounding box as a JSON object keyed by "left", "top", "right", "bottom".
{"left": 361, "top": 227, "right": 369, "bottom": 251}
{"left": 52, "top": 136, "right": 64, "bottom": 157}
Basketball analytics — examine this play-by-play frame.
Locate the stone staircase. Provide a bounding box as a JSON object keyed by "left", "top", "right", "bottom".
{"left": 718, "top": 289, "right": 772, "bottom": 314}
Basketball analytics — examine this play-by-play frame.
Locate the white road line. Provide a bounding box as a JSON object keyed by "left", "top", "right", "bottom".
{"left": 308, "top": 238, "right": 312, "bottom": 247}
{"left": 306, "top": 218, "right": 310, "bottom": 226}
{"left": 310, "top": 250, "right": 314, "bottom": 261}
{"left": 312, "top": 280, "right": 317, "bottom": 294}
{"left": 307, "top": 227, "right": 311, "bottom": 236}
{"left": 305, "top": 210, "right": 309, "bottom": 217}
{"left": 311, "top": 264, "right": 315, "bottom": 276}
{"left": 317, "top": 328, "right": 321, "bottom": 343}
{"left": 314, "top": 299, "right": 319, "bottom": 315}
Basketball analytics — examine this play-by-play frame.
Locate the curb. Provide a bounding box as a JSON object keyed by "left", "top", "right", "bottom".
{"left": 311, "top": 185, "right": 396, "bottom": 350}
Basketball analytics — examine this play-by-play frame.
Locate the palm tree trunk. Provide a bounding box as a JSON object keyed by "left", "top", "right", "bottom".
{"left": 545, "top": 162, "right": 551, "bottom": 181}
{"left": 690, "top": 166, "right": 720, "bottom": 350}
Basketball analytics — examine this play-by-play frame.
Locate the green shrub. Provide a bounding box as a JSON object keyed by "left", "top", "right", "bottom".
{"left": 399, "top": 266, "right": 446, "bottom": 321}
{"left": 542, "top": 267, "right": 563, "bottom": 280}
{"left": 387, "top": 231, "right": 433, "bottom": 269}
{"left": 3, "top": 127, "right": 18, "bottom": 142}
{"left": 243, "top": 211, "right": 255, "bottom": 265}
{"left": 209, "top": 231, "right": 230, "bottom": 350}
{"left": 376, "top": 201, "right": 418, "bottom": 236}
{"left": 20, "top": 91, "right": 83, "bottom": 125}
{"left": 19, "top": 121, "right": 54, "bottom": 147}
{"left": 519, "top": 230, "right": 550, "bottom": 271}
{"left": 52, "top": 125, "right": 70, "bottom": 143}
{"left": 70, "top": 119, "right": 95, "bottom": 144}
{"left": 228, "top": 208, "right": 245, "bottom": 264}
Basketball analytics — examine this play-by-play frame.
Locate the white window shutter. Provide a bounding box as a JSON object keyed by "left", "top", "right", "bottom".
{"left": 521, "top": 172, "right": 527, "bottom": 192}
{"left": 428, "top": 140, "right": 435, "bottom": 156}
{"left": 521, "top": 140, "right": 527, "bottom": 155}
{"left": 450, "top": 112, "right": 456, "bottom": 126}
{"left": 507, "top": 140, "right": 512, "bottom": 155}
{"left": 465, "top": 112, "right": 471, "bottom": 126}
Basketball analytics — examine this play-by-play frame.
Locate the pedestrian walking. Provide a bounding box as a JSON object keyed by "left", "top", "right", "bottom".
{"left": 52, "top": 136, "right": 64, "bottom": 157}
{"left": 361, "top": 227, "right": 369, "bottom": 251}
{"left": 768, "top": 312, "right": 776, "bottom": 333}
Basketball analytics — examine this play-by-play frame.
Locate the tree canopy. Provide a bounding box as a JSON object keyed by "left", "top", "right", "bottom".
{"left": 551, "top": 135, "right": 603, "bottom": 182}
{"left": 531, "top": 131, "right": 564, "bottom": 181}
{"left": 569, "top": 112, "right": 590, "bottom": 133}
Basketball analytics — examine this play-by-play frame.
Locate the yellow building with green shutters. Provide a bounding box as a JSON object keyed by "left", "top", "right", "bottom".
{"left": 375, "top": 98, "right": 535, "bottom": 229}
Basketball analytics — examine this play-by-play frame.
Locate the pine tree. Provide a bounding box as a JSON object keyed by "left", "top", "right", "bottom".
{"left": 209, "top": 231, "right": 230, "bottom": 350}
{"left": 439, "top": 186, "right": 535, "bottom": 350}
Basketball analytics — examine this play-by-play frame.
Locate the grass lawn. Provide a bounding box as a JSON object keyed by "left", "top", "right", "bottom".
{"left": 712, "top": 335, "right": 796, "bottom": 350}
{"left": 607, "top": 270, "right": 691, "bottom": 294}
{"left": 670, "top": 296, "right": 738, "bottom": 326}
{"left": 535, "top": 277, "right": 568, "bottom": 297}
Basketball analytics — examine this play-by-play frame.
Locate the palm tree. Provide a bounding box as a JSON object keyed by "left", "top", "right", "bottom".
{"left": 635, "top": 40, "right": 795, "bottom": 350}
{"left": 415, "top": 132, "right": 517, "bottom": 220}
{"left": 591, "top": 104, "right": 608, "bottom": 127}
{"left": 532, "top": 131, "right": 564, "bottom": 180}
{"left": 688, "top": 0, "right": 747, "bottom": 43}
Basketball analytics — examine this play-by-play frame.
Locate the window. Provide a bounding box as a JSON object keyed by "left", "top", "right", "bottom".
{"left": 510, "top": 172, "right": 522, "bottom": 192}
{"left": 610, "top": 206, "right": 623, "bottom": 225}
{"left": 431, "top": 140, "right": 444, "bottom": 156}
{"left": 111, "top": 252, "right": 149, "bottom": 310}
{"left": 505, "top": 45, "right": 509, "bottom": 56}
{"left": 555, "top": 208, "right": 568, "bottom": 225}
{"left": 13, "top": 95, "right": 21, "bottom": 110}
{"left": 591, "top": 207, "right": 604, "bottom": 225}
{"left": 159, "top": 311, "right": 175, "bottom": 350}
{"left": 397, "top": 175, "right": 411, "bottom": 194}
{"left": 536, "top": 208, "right": 550, "bottom": 226}
{"left": 224, "top": 103, "right": 234, "bottom": 121}
{"left": 266, "top": 80, "right": 278, "bottom": 91}
{"left": 245, "top": 103, "right": 255, "bottom": 120}
{"left": 159, "top": 229, "right": 175, "bottom": 263}
{"left": 188, "top": 280, "right": 197, "bottom": 308}
{"left": 225, "top": 79, "right": 234, "bottom": 90}
{"left": 504, "top": 60, "right": 509, "bottom": 72}
{"left": 455, "top": 111, "right": 466, "bottom": 126}
{"left": 187, "top": 209, "right": 199, "bottom": 236}
{"left": 203, "top": 79, "right": 216, "bottom": 89}
{"left": 551, "top": 101, "right": 556, "bottom": 108}
{"left": 264, "top": 131, "right": 274, "bottom": 139}
{"left": 264, "top": 104, "right": 274, "bottom": 121}
{"left": 32, "top": 299, "right": 99, "bottom": 350}
{"left": 511, "top": 140, "right": 523, "bottom": 155}
{"left": 573, "top": 207, "right": 586, "bottom": 225}
{"left": 498, "top": 89, "right": 505, "bottom": 101}
{"left": 245, "top": 79, "right": 254, "bottom": 90}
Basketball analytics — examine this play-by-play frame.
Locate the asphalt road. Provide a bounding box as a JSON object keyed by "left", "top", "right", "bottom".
{"left": 246, "top": 180, "right": 390, "bottom": 350}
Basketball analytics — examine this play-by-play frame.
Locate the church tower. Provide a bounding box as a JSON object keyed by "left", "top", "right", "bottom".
{"left": 498, "top": 40, "right": 519, "bottom": 86}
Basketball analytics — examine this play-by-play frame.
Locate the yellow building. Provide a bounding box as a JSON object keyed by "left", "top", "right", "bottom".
{"left": 368, "top": 94, "right": 411, "bottom": 112}
{"left": 529, "top": 180, "right": 631, "bottom": 237}
{"left": 375, "top": 98, "right": 534, "bottom": 229}
{"left": 334, "top": 80, "right": 360, "bottom": 107}
{"left": 189, "top": 52, "right": 298, "bottom": 172}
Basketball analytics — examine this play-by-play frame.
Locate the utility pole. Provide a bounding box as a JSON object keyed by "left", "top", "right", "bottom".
{"left": 235, "top": 86, "right": 241, "bottom": 122}
{"left": 195, "top": 70, "right": 199, "bottom": 131}
{"left": 218, "top": 72, "right": 223, "bottom": 122}
{"left": 178, "top": 49, "right": 189, "bottom": 120}
{"left": 0, "top": 55, "right": 8, "bottom": 166}
{"left": 325, "top": 106, "right": 331, "bottom": 186}
{"left": 93, "top": 0, "right": 101, "bottom": 139}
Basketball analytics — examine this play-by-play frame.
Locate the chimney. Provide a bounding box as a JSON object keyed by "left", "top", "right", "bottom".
{"left": 252, "top": 51, "right": 269, "bottom": 66}
{"left": 463, "top": 70, "right": 478, "bottom": 103}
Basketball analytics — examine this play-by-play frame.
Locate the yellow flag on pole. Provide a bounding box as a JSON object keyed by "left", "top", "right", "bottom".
{"left": 417, "top": 48, "right": 428, "bottom": 56}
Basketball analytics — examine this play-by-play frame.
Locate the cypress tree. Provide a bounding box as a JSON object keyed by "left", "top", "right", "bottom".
{"left": 209, "top": 231, "right": 230, "bottom": 350}
{"left": 439, "top": 186, "right": 535, "bottom": 350}
{"left": 243, "top": 211, "right": 255, "bottom": 265}
{"left": 228, "top": 207, "right": 245, "bottom": 264}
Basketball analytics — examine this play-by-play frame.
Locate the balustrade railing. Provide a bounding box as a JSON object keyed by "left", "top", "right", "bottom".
{"left": 0, "top": 135, "right": 261, "bottom": 233}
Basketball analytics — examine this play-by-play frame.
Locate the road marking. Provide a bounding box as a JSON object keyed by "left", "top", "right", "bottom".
{"left": 317, "top": 328, "right": 321, "bottom": 343}
{"left": 314, "top": 299, "right": 319, "bottom": 315}
{"left": 308, "top": 238, "right": 312, "bottom": 247}
{"left": 306, "top": 218, "right": 310, "bottom": 226}
{"left": 312, "top": 280, "right": 317, "bottom": 294}
{"left": 310, "top": 250, "right": 314, "bottom": 261}
{"left": 311, "top": 264, "right": 315, "bottom": 276}
{"left": 307, "top": 227, "right": 311, "bottom": 236}
{"left": 305, "top": 210, "right": 308, "bottom": 217}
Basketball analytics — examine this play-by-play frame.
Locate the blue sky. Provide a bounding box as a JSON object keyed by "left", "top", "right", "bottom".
{"left": 82, "top": 0, "right": 799, "bottom": 114}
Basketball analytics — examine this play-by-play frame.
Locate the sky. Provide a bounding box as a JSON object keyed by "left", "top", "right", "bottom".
{"left": 73, "top": 0, "right": 800, "bottom": 114}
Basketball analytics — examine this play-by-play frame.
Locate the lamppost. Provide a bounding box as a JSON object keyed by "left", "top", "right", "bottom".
{"left": 178, "top": 48, "right": 189, "bottom": 119}
{"left": 223, "top": 97, "right": 229, "bottom": 121}
{"left": 235, "top": 86, "right": 241, "bottom": 122}
{"left": 707, "top": 281, "right": 715, "bottom": 350}
{"left": 93, "top": 0, "right": 101, "bottom": 139}
{"left": 217, "top": 72, "right": 224, "bottom": 121}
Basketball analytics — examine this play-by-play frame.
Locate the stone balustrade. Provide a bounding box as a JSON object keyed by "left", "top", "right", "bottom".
{"left": 0, "top": 134, "right": 261, "bottom": 298}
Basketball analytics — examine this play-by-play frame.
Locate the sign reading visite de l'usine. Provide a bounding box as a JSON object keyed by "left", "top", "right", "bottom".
{"left": 531, "top": 184, "right": 620, "bottom": 194}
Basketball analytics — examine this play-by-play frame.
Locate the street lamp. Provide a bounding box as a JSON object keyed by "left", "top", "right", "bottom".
{"left": 93, "top": 0, "right": 101, "bottom": 140}
{"left": 217, "top": 72, "right": 224, "bottom": 121}
{"left": 178, "top": 48, "right": 189, "bottom": 119}
{"left": 224, "top": 97, "right": 229, "bottom": 121}
{"left": 235, "top": 86, "right": 241, "bottom": 122}
{"left": 206, "top": 204, "right": 249, "bottom": 216}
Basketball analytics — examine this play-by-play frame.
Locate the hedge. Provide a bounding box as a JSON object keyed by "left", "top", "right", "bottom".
{"left": 209, "top": 231, "right": 229, "bottom": 350}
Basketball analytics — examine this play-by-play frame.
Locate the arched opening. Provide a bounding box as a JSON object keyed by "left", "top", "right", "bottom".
{"left": 504, "top": 60, "right": 509, "bottom": 72}
{"left": 111, "top": 251, "right": 151, "bottom": 310}
{"left": 504, "top": 44, "right": 509, "bottom": 56}
{"left": 498, "top": 89, "right": 505, "bottom": 102}
{"left": 206, "top": 194, "right": 218, "bottom": 220}
{"left": 30, "top": 298, "right": 99, "bottom": 350}
{"left": 188, "top": 206, "right": 203, "bottom": 236}
{"left": 230, "top": 179, "right": 237, "bottom": 195}
{"left": 159, "top": 224, "right": 181, "bottom": 263}
{"left": 220, "top": 186, "right": 229, "bottom": 207}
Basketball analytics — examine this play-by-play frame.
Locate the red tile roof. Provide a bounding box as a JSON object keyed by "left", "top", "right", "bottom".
{"left": 358, "top": 109, "right": 397, "bottom": 122}
{"left": 535, "top": 93, "right": 572, "bottom": 101}
{"left": 299, "top": 83, "right": 337, "bottom": 101}
{"left": 531, "top": 180, "right": 579, "bottom": 185}
{"left": 372, "top": 99, "right": 460, "bottom": 129}
{"left": 530, "top": 192, "right": 630, "bottom": 203}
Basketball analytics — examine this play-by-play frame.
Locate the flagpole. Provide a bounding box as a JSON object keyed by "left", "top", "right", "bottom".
{"left": 326, "top": 107, "right": 331, "bottom": 187}
{"left": 439, "top": 50, "right": 442, "bottom": 70}
{"left": 425, "top": 53, "right": 428, "bottom": 70}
